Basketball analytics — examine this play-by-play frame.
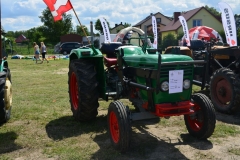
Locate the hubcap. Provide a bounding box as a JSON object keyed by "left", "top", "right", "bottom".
{"left": 187, "top": 104, "right": 203, "bottom": 131}
{"left": 109, "top": 111, "right": 119, "bottom": 143}
{"left": 70, "top": 72, "right": 79, "bottom": 110}
{"left": 216, "top": 79, "right": 231, "bottom": 104}
{"left": 4, "top": 78, "right": 12, "bottom": 110}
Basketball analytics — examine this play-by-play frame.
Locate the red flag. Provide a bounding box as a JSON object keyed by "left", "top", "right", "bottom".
{"left": 43, "top": 0, "right": 73, "bottom": 21}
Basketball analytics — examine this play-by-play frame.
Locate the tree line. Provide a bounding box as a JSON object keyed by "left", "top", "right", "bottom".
{"left": 3, "top": 6, "right": 240, "bottom": 50}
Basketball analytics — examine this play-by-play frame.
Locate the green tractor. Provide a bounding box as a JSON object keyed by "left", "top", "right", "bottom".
{"left": 68, "top": 24, "right": 216, "bottom": 152}
{"left": 0, "top": 29, "right": 13, "bottom": 124}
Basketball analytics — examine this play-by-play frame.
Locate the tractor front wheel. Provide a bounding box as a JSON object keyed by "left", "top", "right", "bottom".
{"left": 0, "top": 69, "right": 12, "bottom": 124}
{"left": 68, "top": 59, "right": 99, "bottom": 121}
{"left": 210, "top": 68, "right": 240, "bottom": 113}
{"left": 184, "top": 93, "right": 216, "bottom": 139}
{"left": 107, "top": 101, "right": 131, "bottom": 153}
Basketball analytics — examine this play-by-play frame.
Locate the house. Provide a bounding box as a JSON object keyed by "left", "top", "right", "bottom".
{"left": 60, "top": 34, "right": 82, "bottom": 43}
{"left": 161, "top": 6, "right": 223, "bottom": 40}
{"left": 133, "top": 12, "right": 173, "bottom": 34}
{"left": 110, "top": 22, "right": 125, "bottom": 34}
{"left": 15, "top": 34, "right": 28, "bottom": 43}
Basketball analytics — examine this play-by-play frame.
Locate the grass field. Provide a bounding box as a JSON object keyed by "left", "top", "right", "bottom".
{"left": 1, "top": 57, "right": 240, "bottom": 160}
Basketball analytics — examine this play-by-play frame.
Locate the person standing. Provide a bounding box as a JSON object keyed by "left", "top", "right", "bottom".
{"left": 40, "top": 42, "right": 49, "bottom": 63}
{"left": 33, "top": 42, "right": 40, "bottom": 64}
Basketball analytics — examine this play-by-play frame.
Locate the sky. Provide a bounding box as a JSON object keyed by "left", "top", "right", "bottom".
{"left": 1, "top": 0, "right": 240, "bottom": 33}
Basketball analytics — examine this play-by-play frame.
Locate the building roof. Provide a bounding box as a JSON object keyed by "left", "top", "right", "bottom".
{"left": 111, "top": 22, "right": 125, "bottom": 30}
{"left": 161, "top": 6, "right": 222, "bottom": 32}
{"left": 133, "top": 12, "right": 173, "bottom": 27}
{"left": 15, "top": 34, "right": 28, "bottom": 43}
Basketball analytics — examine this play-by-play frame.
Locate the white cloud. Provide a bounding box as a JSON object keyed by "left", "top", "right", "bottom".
{"left": 14, "top": 0, "right": 42, "bottom": 10}
{"left": 1, "top": 0, "right": 240, "bottom": 32}
{"left": 221, "top": 0, "right": 240, "bottom": 10}
{"left": 2, "top": 16, "right": 42, "bottom": 31}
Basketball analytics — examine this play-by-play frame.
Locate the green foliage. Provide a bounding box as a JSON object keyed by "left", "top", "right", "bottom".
{"left": 235, "top": 14, "right": 240, "bottom": 31}
{"left": 5, "top": 31, "right": 15, "bottom": 37}
{"left": 94, "top": 19, "right": 111, "bottom": 35}
{"left": 26, "top": 27, "right": 43, "bottom": 44}
{"left": 39, "top": 8, "right": 73, "bottom": 44}
{"left": 162, "top": 33, "right": 178, "bottom": 50}
{"left": 123, "top": 22, "right": 131, "bottom": 28}
{"left": 204, "top": 5, "right": 221, "bottom": 16}
{"left": 177, "top": 32, "right": 184, "bottom": 41}
{"left": 76, "top": 25, "right": 90, "bottom": 36}
{"left": 218, "top": 30, "right": 226, "bottom": 43}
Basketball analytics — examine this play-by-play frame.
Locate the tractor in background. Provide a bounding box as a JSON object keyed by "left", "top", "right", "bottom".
{"left": 165, "top": 40, "right": 240, "bottom": 114}
{"left": 0, "top": 28, "right": 13, "bottom": 124}
{"left": 68, "top": 23, "right": 216, "bottom": 152}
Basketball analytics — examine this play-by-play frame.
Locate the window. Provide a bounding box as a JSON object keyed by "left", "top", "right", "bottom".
{"left": 156, "top": 18, "right": 161, "bottom": 23}
{"left": 193, "top": 19, "right": 202, "bottom": 27}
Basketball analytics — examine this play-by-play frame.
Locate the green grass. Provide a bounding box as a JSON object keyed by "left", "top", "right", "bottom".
{"left": 8, "top": 44, "right": 55, "bottom": 56}
{"left": 1, "top": 58, "right": 240, "bottom": 159}
{"left": 212, "top": 122, "right": 240, "bottom": 138}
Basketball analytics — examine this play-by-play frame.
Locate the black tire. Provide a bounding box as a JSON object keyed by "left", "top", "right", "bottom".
{"left": 184, "top": 93, "right": 216, "bottom": 139}
{"left": 210, "top": 68, "right": 240, "bottom": 113}
{"left": 107, "top": 101, "right": 131, "bottom": 153}
{"left": 0, "top": 69, "right": 12, "bottom": 124}
{"left": 68, "top": 59, "right": 99, "bottom": 121}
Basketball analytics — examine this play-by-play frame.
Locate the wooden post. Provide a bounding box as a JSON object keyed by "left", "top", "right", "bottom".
{"left": 71, "top": 7, "right": 90, "bottom": 45}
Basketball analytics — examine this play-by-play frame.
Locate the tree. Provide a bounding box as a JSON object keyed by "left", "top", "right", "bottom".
{"left": 76, "top": 25, "right": 90, "bottom": 36}
{"left": 5, "top": 31, "right": 14, "bottom": 37}
{"left": 162, "top": 33, "right": 178, "bottom": 50}
{"left": 94, "top": 19, "right": 111, "bottom": 35}
{"left": 39, "top": 8, "right": 73, "bottom": 44}
{"left": 204, "top": 5, "right": 221, "bottom": 17}
{"left": 123, "top": 22, "right": 131, "bottom": 28}
{"left": 235, "top": 14, "right": 240, "bottom": 31}
{"left": 26, "top": 27, "right": 42, "bottom": 44}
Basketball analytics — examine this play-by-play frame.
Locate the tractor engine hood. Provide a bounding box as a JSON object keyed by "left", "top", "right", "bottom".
{"left": 120, "top": 46, "right": 193, "bottom": 69}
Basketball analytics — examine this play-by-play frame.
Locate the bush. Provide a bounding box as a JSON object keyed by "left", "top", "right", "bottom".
{"left": 162, "top": 33, "right": 178, "bottom": 50}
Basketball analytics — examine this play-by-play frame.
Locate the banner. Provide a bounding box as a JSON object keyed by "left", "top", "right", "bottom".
{"left": 218, "top": 2, "right": 237, "bottom": 46}
{"left": 152, "top": 16, "right": 158, "bottom": 49}
{"left": 43, "top": 0, "right": 73, "bottom": 21}
{"left": 178, "top": 16, "right": 190, "bottom": 46}
{"left": 100, "top": 17, "right": 111, "bottom": 43}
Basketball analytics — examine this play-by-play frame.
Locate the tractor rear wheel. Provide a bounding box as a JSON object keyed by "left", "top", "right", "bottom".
{"left": 68, "top": 59, "right": 99, "bottom": 121}
{"left": 0, "top": 69, "right": 12, "bottom": 124}
{"left": 184, "top": 93, "right": 216, "bottom": 139}
{"left": 108, "top": 101, "right": 131, "bottom": 153}
{"left": 210, "top": 68, "right": 240, "bottom": 113}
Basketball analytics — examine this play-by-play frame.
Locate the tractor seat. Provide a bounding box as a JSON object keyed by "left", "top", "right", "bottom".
{"left": 101, "top": 42, "right": 122, "bottom": 58}
{"left": 103, "top": 56, "right": 117, "bottom": 67}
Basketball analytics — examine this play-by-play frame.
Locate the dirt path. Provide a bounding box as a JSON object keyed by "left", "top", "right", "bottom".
{"left": 2, "top": 109, "right": 240, "bottom": 160}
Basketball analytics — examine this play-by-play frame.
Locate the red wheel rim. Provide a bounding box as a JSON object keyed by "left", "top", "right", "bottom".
{"left": 216, "top": 79, "right": 231, "bottom": 104}
{"left": 109, "top": 111, "right": 119, "bottom": 143}
{"left": 70, "top": 72, "right": 79, "bottom": 110}
{"left": 186, "top": 104, "right": 203, "bottom": 131}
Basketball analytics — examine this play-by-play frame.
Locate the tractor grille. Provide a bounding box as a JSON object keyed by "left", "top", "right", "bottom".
{"left": 160, "top": 64, "right": 193, "bottom": 77}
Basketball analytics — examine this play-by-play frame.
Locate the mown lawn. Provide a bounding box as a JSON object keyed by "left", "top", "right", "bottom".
{"left": 1, "top": 57, "right": 240, "bottom": 160}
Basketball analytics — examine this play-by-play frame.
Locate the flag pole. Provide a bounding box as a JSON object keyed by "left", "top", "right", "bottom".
{"left": 71, "top": 5, "right": 91, "bottom": 45}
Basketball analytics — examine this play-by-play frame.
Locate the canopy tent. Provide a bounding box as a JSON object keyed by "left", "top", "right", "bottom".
{"left": 189, "top": 26, "right": 223, "bottom": 42}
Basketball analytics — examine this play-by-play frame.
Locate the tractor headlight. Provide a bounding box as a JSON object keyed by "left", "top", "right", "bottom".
{"left": 183, "top": 79, "right": 191, "bottom": 89}
{"left": 161, "top": 81, "right": 169, "bottom": 91}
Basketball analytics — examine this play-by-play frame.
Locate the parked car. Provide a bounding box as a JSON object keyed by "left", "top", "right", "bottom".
{"left": 59, "top": 42, "right": 82, "bottom": 55}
